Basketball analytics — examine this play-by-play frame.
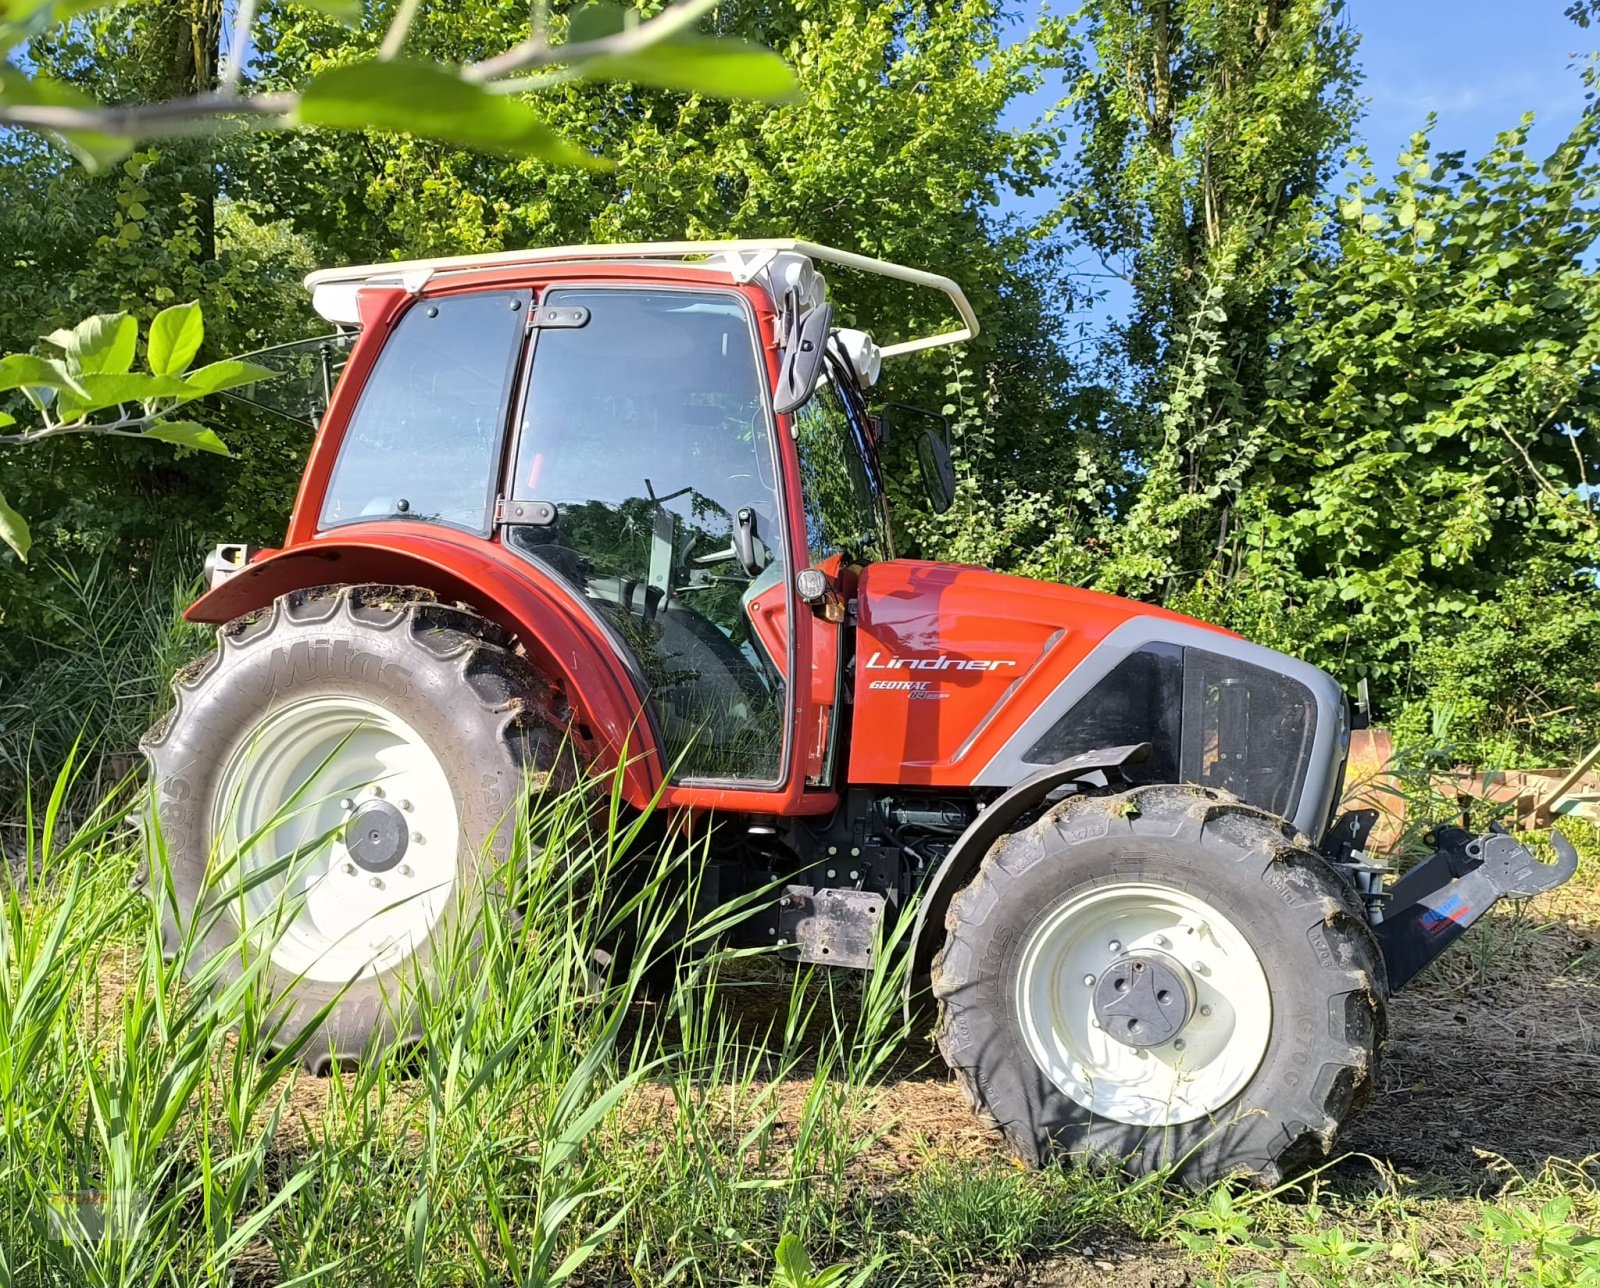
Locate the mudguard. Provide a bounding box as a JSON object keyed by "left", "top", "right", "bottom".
{"left": 184, "top": 526, "right": 662, "bottom": 804}
{"left": 903, "top": 742, "right": 1153, "bottom": 1018}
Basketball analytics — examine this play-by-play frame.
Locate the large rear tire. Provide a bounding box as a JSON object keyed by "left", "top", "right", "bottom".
{"left": 140, "top": 584, "right": 562, "bottom": 1070}
{"left": 933, "top": 784, "right": 1386, "bottom": 1186}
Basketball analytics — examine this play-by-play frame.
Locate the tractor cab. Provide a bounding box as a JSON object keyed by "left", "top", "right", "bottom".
{"left": 206, "top": 241, "right": 967, "bottom": 804}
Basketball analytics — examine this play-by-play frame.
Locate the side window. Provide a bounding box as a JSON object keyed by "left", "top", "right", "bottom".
{"left": 792, "top": 377, "right": 889, "bottom": 565}
{"left": 505, "top": 287, "right": 789, "bottom": 784}
{"left": 320, "top": 291, "right": 528, "bottom": 534}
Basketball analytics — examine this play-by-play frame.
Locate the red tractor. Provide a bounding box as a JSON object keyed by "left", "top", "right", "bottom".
{"left": 143, "top": 240, "right": 1576, "bottom": 1184}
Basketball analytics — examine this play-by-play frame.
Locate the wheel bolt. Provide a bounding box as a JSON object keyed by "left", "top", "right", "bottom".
{"left": 340, "top": 797, "right": 355, "bottom": 812}
{"left": 370, "top": 785, "right": 384, "bottom": 799}
{"left": 343, "top": 862, "right": 356, "bottom": 876}
{"left": 1108, "top": 939, "right": 1121, "bottom": 953}
{"left": 1082, "top": 974, "right": 1095, "bottom": 987}
{"left": 400, "top": 799, "right": 413, "bottom": 812}
{"left": 1090, "top": 1018, "right": 1101, "bottom": 1029}
{"left": 369, "top": 876, "right": 384, "bottom": 890}
{"left": 1173, "top": 1038, "right": 1186, "bottom": 1051}
{"left": 399, "top": 864, "right": 413, "bottom": 878}
{"left": 1200, "top": 1004, "right": 1213, "bottom": 1017}
{"left": 1192, "top": 961, "right": 1207, "bottom": 974}
{"left": 412, "top": 832, "right": 424, "bottom": 844}
{"left": 1155, "top": 934, "right": 1170, "bottom": 949}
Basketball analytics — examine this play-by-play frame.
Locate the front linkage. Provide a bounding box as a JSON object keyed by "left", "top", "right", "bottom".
{"left": 1326, "top": 809, "right": 1579, "bottom": 992}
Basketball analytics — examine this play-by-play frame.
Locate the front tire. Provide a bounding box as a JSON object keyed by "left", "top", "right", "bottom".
{"left": 141, "top": 584, "right": 560, "bottom": 1070}
{"left": 933, "top": 784, "right": 1386, "bottom": 1186}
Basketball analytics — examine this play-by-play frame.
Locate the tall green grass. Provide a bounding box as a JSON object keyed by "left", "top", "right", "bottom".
{"left": 0, "top": 534, "right": 208, "bottom": 815}
{"left": 0, "top": 755, "right": 1031, "bottom": 1287}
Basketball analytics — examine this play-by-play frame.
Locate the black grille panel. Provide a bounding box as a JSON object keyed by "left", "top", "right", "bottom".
{"left": 1022, "top": 645, "right": 1317, "bottom": 820}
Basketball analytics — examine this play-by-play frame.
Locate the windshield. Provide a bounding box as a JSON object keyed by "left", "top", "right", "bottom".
{"left": 506, "top": 286, "right": 789, "bottom": 784}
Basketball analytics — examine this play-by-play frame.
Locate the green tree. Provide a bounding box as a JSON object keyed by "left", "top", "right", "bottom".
{"left": 1225, "top": 114, "right": 1600, "bottom": 731}
{"left": 1053, "top": 0, "right": 1361, "bottom": 592}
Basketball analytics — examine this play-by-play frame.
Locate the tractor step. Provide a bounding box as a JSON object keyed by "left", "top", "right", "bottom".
{"left": 1375, "top": 825, "right": 1579, "bottom": 992}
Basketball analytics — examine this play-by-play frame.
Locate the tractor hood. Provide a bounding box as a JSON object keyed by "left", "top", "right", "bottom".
{"left": 846, "top": 560, "right": 1348, "bottom": 839}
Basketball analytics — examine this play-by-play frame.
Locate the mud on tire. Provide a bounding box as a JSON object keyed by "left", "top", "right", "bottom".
{"left": 932, "top": 784, "right": 1387, "bottom": 1187}
{"left": 140, "top": 584, "right": 563, "bottom": 1071}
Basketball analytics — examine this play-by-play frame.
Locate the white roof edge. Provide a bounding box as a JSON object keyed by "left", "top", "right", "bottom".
{"left": 304, "top": 238, "right": 978, "bottom": 358}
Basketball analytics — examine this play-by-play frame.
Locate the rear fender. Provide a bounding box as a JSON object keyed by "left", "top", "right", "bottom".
{"left": 905, "top": 742, "right": 1152, "bottom": 1018}
{"left": 185, "top": 529, "right": 662, "bottom": 804}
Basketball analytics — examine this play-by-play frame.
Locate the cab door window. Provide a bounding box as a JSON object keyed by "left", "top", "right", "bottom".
{"left": 505, "top": 287, "right": 789, "bottom": 784}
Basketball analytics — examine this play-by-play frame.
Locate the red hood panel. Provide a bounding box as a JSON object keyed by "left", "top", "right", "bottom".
{"left": 847, "top": 560, "right": 1232, "bottom": 787}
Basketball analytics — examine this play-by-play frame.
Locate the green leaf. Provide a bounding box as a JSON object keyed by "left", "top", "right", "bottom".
{"left": 0, "top": 352, "right": 86, "bottom": 396}
{"left": 296, "top": 60, "right": 597, "bottom": 163}
{"left": 0, "top": 0, "right": 103, "bottom": 53}
{"left": 291, "top": 0, "right": 360, "bottom": 23}
{"left": 142, "top": 419, "right": 231, "bottom": 455}
{"left": 147, "top": 302, "right": 204, "bottom": 376}
{"left": 582, "top": 36, "right": 797, "bottom": 101}
{"left": 0, "top": 489, "right": 29, "bottom": 562}
{"left": 567, "top": 0, "right": 626, "bottom": 44}
{"left": 44, "top": 311, "right": 137, "bottom": 374}
{"left": 0, "top": 70, "right": 130, "bottom": 169}
{"left": 181, "top": 359, "right": 276, "bottom": 397}
{"left": 55, "top": 371, "right": 193, "bottom": 418}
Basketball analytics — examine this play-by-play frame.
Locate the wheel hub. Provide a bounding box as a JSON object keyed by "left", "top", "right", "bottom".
{"left": 1091, "top": 950, "right": 1195, "bottom": 1048}
{"left": 344, "top": 798, "right": 410, "bottom": 873}
{"left": 212, "top": 695, "right": 458, "bottom": 983}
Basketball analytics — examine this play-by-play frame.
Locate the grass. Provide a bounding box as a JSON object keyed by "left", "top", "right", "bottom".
{"left": 4, "top": 753, "right": 1598, "bottom": 1288}
{"left": 0, "top": 533, "right": 208, "bottom": 818}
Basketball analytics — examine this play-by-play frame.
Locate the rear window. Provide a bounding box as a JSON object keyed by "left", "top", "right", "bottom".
{"left": 320, "top": 290, "right": 528, "bottom": 534}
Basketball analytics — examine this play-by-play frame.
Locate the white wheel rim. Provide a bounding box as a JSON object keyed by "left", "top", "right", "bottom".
{"left": 212, "top": 695, "right": 460, "bottom": 983}
{"left": 1015, "top": 882, "right": 1272, "bottom": 1126}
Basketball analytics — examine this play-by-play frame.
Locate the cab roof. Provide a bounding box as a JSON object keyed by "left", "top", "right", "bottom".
{"left": 303, "top": 238, "right": 978, "bottom": 361}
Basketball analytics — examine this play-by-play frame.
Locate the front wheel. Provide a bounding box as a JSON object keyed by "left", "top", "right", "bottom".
{"left": 933, "top": 784, "right": 1386, "bottom": 1186}
{"left": 140, "top": 585, "right": 560, "bottom": 1070}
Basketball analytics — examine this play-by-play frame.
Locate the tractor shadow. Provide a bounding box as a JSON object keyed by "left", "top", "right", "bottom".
{"left": 636, "top": 874, "right": 1600, "bottom": 1193}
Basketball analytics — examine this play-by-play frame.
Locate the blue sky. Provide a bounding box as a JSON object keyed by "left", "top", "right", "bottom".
{"left": 1355, "top": 0, "right": 1591, "bottom": 172}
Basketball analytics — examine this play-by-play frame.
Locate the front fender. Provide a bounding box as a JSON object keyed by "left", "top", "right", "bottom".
{"left": 904, "top": 743, "right": 1153, "bottom": 1020}
{"left": 186, "top": 525, "right": 662, "bottom": 803}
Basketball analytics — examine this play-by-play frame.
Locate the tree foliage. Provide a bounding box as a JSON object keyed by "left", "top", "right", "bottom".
{"left": 7, "top": 0, "right": 1600, "bottom": 772}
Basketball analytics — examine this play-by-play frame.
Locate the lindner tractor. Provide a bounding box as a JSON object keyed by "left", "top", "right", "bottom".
{"left": 143, "top": 239, "right": 1578, "bottom": 1184}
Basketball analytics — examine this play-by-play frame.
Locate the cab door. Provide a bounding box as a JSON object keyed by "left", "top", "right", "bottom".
{"left": 500, "top": 283, "right": 798, "bottom": 791}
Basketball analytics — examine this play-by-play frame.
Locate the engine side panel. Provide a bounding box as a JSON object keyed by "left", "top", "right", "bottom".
{"left": 847, "top": 560, "right": 1219, "bottom": 787}
{"left": 847, "top": 560, "right": 1347, "bottom": 838}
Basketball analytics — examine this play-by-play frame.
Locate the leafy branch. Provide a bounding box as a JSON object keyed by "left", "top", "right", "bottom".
{"left": 0, "top": 303, "right": 270, "bottom": 561}
{"left": 0, "top": 0, "right": 796, "bottom": 170}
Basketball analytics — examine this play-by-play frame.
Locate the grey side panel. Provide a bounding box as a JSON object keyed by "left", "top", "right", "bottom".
{"left": 973, "top": 618, "right": 1348, "bottom": 840}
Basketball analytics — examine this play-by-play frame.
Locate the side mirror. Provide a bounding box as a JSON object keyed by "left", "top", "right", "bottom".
{"left": 773, "top": 301, "right": 834, "bottom": 415}
{"left": 916, "top": 429, "right": 956, "bottom": 513}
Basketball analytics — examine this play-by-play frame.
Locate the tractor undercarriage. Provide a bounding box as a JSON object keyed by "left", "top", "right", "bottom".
{"left": 711, "top": 743, "right": 1579, "bottom": 998}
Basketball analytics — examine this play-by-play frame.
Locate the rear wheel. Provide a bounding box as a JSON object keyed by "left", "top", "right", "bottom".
{"left": 141, "top": 584, "right": 561, "bottom": 1070}
{"left": 933, "top": 784, "right": 1386, "bottom": 1186}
